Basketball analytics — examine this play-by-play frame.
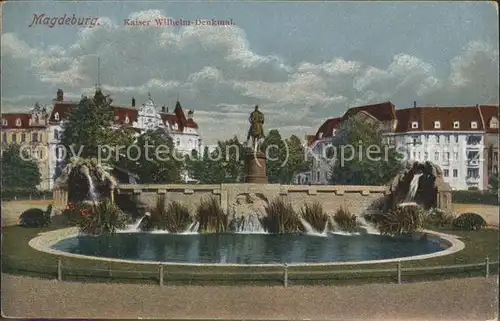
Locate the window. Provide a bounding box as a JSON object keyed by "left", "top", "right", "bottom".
{"left": 21, "top": 133, "right": 26, "bottom": 142}
{"left": 317, "top": 171, "right": 320, "bottom": 181}
{"left": 411, "top": 121, "right": 418, "bottom": 129}
{"left": 125, "top": 116, "right": 129, "bottom": 124}
{"left": 39, "top": 133, "right": 43, "bottom": 142}
{"left": 2, "top": 133, "right": 6, "bottom": 142}
{"left": 32, "top": 132, "right": 38, "bottom": 142}
{"left": 56, "top": 147, "right": 60, "bottom": 160}
{"left": 444, "top": 152, "right": 450, "bottom": 161}
{"left": 471, "top": 121, "right": 478, "bottom": 129}
{"left": 467, "top": 135, "right": 481, "bottom": 145}
{"left": 411, "top": 135, "right": 420, "bottom": 145}
{"left": 490, "top": 117, "right": 498, "bottom": 129}
{"left": 16, "top": 118, "right": 21, "bottom": 127}
{"left": 453, "top": 121, "right": 460, "bottom": 129}
{"left": 444, "top": 169, "right": 449, "bottom": 177}
{"left": 454, "top": 135, "right": 458, "bottom": 143}
{"left": 412, "top": 151, "right": 416, "bottom": 159}
{"left": 467, "top": 168, "right": 479, "bottom": 178}
{"left": 494, "top": 152, "right": 498, "bottom": 162}
{"left": 38, "top": 149, "right": 43, "bottom": 159}
{"left": 453, "top": 169, "right": 458, "bottom": 177}
{"left": 434, "top": 152, "right": 439, "bottom": 161}
{"left": 1, "top": 118, "right": 6, "bottom": 126}
{"left": 12, "top": 134, "right": 17, "bottom": 143}
{"left": 434, "top": 121, "right": 441, "bottom": 129}
{"left": 54, "top": 112, "right": 59, "bottom": 121}
{"left": 435, "top": 135, "right": 440, "bottom": 143}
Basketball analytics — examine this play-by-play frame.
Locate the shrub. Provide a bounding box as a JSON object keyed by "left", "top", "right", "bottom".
{"left": 424, "top": 208, "right": 454, "bottom": 228}
{"left": 19, "top": 208, "right": 50, "bottom": 227}
{"left": 196, "top": 197, "right": 228, "bottom": 233}
{"left": 300, "top": 202, "right": 329, "bottom": 232}
{"left": 142, "top": 196, "right": 167, "bottom": 231}
{"left": 452, "top": 213, "right": 487, "bottom": 231}
{"left": 452, "top": 190, "right": 498, "bottom": 205}
{"left": 333, "top": 206, "right": 358, "bottom": 232}
{"left": 262, "top": 198, "right": 302, "bottom": 234}
{"left": 74, "top": 199, "right": 128, "bottom": 235}
{"left": 375, "top": 204, "right": 425, "bottom": 236}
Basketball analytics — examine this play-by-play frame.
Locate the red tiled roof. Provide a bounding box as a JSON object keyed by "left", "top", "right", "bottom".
{"left": 341, "top": 101, "right": 396, "bottom": 122}
{"left": 113, "top": 107, "right": 138, "bottom": 125}
{"left": 1, "top": 113, "right": 47, "bottom": 129}
{"left": 49, "top": 101, "right": 78, "bottom": 123}
{"left": 310, "top": 117, "right": 341, "bottom": 144}
{"left": 394, "top": 106, "right": 485, "bottom": 132}
{"left": 478, "top": 105, "right": 499, "bottom": 134}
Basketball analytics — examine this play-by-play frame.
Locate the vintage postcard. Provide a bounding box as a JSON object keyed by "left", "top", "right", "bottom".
{"left": 1, "top": 1, "right": 498, "bottom": 320}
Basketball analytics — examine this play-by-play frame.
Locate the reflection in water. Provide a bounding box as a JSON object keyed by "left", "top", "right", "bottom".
{"left": 54, "top": 233, "right": 444, "bottom": 264}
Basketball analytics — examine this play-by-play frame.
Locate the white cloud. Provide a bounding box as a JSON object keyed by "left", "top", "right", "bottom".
{"left": 1, "top": 10, "right": 498, "bottom": 144}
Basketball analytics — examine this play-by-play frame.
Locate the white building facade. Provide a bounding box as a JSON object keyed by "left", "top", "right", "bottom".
{"left": 47, "top": 89, "right": 205, "bottom": 186}
{"left": 299, "top": 102, "right": 498, "bottom": 190}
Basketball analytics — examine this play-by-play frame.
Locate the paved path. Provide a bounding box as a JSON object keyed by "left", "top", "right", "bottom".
{"left": 2, "top": 274, "right": 498, "bottom": 320}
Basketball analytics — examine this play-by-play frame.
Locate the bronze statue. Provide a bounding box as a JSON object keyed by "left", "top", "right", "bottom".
{"left": 246, "top": 105, "right": 265, "bottom": 152}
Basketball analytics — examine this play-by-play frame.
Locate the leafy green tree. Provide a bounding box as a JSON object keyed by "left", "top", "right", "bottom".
{"left": 1, "top": 144, "right": 41, "bottom": 190}
{"left": 60, "top": 89, "right": 135, "bottom": 160}
{"left": 281, "top": 134, "right": 311, "bottom": 184}
{"left": 117, "top": 129, "right": 183, "bottom": 184}
{"left": 215, "top": 136, "right": 245, "bottom": 183}
{"left": 262, "top": 129, "right": 287, "bottom": 183}
{"left": 489, "top": 173, "right": 499, "bottom": 195}
{"left": 328, "top": 114, "right": 403, "bottom": 185}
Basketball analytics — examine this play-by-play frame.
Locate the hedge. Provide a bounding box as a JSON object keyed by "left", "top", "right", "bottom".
{"left": 452, "top": 190, "right": 499, "bottom": 205}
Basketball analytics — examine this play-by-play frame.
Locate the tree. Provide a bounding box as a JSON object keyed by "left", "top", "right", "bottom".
{"left": 60, "top": 89, "right": 135, "bottom": 160}
{"left": 117, "top": 129, "right": 183, "bottom": 184}
{"left": 1, "top": 144, "right": 41, "bottom": 190}
{"left": 489, "top": 173, "right": 499, "bottom": 195}
{"left": 281, "top": 134, "right": 311, "bottom": 184}
{"left": 328, "top": 114, "right": 403, "bottom": 185}
{"left": 262, "top": 129, "right": 287, "bottom": 183}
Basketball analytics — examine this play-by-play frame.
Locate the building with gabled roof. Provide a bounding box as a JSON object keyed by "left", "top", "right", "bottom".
{"left": 298, "top": 101, "right": 499, "bottom": 190}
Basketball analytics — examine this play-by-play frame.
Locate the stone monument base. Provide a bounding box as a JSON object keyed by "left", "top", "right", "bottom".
{"left": 245, "top": 150, "right": 268, "bottom": 184}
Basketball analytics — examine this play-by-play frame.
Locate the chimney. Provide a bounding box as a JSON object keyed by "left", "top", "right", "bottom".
{"left": 413, "top": 101, "right": 416, "bottom": 108}
{"left": 132, "top": 97, "right": 136, "bottom": 107}
{"left": 56, "top": 89, "right": 64, "bottom": 101}
{"left": 161, "top": 105, "right": 166, "bottom": 112}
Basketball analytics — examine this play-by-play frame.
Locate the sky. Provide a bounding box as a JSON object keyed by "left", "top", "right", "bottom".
{"left": 1, "top": 1, "right": 499, "bottom": 144}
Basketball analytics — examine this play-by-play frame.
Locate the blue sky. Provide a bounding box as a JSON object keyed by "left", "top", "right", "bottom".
{"left": 2, "top": 1, "right": 498, "bottom": 143}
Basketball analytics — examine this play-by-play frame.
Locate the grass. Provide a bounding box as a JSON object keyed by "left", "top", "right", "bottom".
{"left": 2, "top": 215, "right": 498, "bottom": 286}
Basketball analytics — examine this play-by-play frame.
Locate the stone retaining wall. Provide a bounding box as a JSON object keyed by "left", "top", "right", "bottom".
{"left": 115, "top": 184, "right": 389, "bottom": 218}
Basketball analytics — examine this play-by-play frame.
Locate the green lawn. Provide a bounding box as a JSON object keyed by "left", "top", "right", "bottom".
{"left": 2, "top": 216, "right": 498, "bottom": 286}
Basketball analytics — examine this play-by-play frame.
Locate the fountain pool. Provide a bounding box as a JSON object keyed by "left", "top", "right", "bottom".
{"left": 50, "top": 232, "right": 447, "bottom": 264}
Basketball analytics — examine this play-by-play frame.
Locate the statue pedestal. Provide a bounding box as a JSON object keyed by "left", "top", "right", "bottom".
{"left": 245, "top": 150, "right": 268, "bottom": 184}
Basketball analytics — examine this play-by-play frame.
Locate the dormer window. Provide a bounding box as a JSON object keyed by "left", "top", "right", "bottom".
{"left": 490, "top": 117, "right": 498, "bottom": 129}
{"left": 470, "top": 121, "right": 478, "bottom": 129}
{"left": 434, "top": 121, "right": 441, "bottom": 129}
{"left": 1, "top": 119, "right": 7, "bottom": 126}
{"left": 453, "top": 121, "right": 460, "bottom": 129}
{"left": 125, "top": 116, "right": 130, "bottom": 124}
{"left": 318, "top": 132, "right": 323, "bottom": 139}
{"left": 29, "top": 119, "right": 33, "bottom": 126}
{"left": 332, "top": 129, "right": 337, "bottom": 136}
{"left": 16, "top": 118, "right": 21, "bottom": 127}
{"left": 54, "top": 112, "right": 60, "bottom": 121}
{"left": 411, "top": 121, "right": 418, "bottom": 129}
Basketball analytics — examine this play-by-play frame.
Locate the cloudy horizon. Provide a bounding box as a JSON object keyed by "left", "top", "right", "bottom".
{"left": 1, "top": 2, "right": 499, "bottom": 144}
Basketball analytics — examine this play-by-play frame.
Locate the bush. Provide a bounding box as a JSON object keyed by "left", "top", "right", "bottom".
{"left": 452, "top": 190, "right": 498, "bottom": 205}
{"left": 262, "top": 198, "right": 302, "bottom": 234}
{"left": 333, "top": 207, "right": 358, "bottom": 232}
{"left": 196, "top": 197, "right": 228, "bottom": 233}
{"left": 452, "top": 213, "right": 487, "bottom": 231}
{"left": 73, "top": 199, "right": 128, "bottom": 235}
{"left": 374, "top": 204, "right": 425, "bottom": 236}
{"left": 144, "top": 197, "right": 192, "bottom": 233}
{"left": 19, "top": 208, "right": 50, "bottom": 227}
{"left": 300, "top": 202, "right": 329, "bottom": 232}
{"left": 424, "top": 208, "right": 454, "bottom": 228}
